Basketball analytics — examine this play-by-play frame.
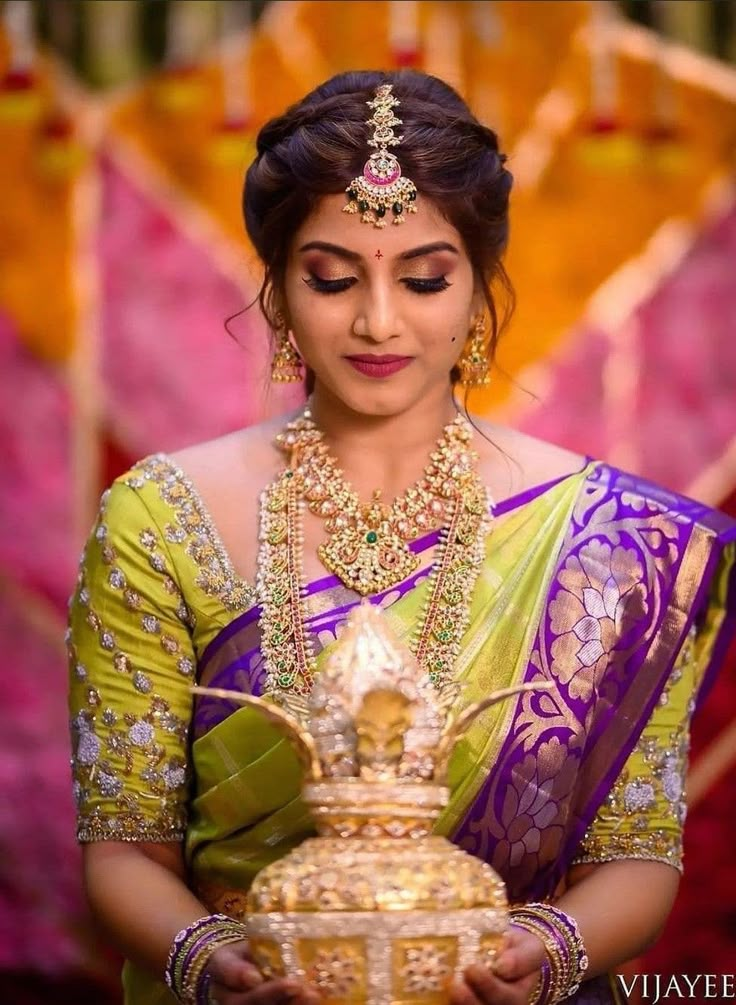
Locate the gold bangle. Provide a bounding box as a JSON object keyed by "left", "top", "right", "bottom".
{"left": 518, "top": 904, "right": 588, "bottom": 995}
{"left": 509, "top": 917, "right": 565, "bottom": 1003}
{"left": 182, "top": 930, "right": 249, "bottom": 1005}
{"left": 510, "top": 904, "right": 588, "bottom": 1002}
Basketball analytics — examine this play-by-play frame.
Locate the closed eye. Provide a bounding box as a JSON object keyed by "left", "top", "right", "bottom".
{"left": 303, "top": 274, "right": 357, "bottom": 294}
{"left": 304, "top": 274, "right": 452, "bottom": 295}
{"left": 402, "top": 277, "right": 451, "bottom": 294}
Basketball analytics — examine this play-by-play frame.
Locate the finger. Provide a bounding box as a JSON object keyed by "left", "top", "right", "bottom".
{"left": 447, "top": 978, "right": 483, "bottom": 1005}
{"left": 497, "top": 928, "right": 546, "bottom": 978}
{"left": 465, "top": 965, "right": 538, "bottom": 1005}
{"left": 491, "top": 948, "right": 527, "bottom": 981}
{"left": 240, "top": 977, "right": 312, "bottom": 1005}
{"left": 289, "top": 990, "right": 323, "bottom": 1005}
{"left": 210, "top": 951, "right": 264, "bottom": 991}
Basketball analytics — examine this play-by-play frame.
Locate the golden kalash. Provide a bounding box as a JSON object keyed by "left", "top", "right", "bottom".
{"left": 194, "top": 601, "right": 552, "bottom": 1005}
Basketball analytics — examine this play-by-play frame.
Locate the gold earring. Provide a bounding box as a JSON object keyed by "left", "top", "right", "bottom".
{"left": 270, "top": 314, "right": 303, "bottom": 383}
{"left": 458, "top": 314, "right": 491, "bottom": 388}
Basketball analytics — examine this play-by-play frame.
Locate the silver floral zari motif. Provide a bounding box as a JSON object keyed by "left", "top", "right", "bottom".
{"left": 194, "top": 603, "right": 553, "bottom": 1004}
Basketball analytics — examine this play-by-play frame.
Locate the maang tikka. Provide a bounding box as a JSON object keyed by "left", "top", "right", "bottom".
{"left": 344, "top": 83, "right": 418, "bottom": 228}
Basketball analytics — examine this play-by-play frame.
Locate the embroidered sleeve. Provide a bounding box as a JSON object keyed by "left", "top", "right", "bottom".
{"left": 68, "top": 480, "right": 195, "bottom": 842}
{"left": 571, "top": 628, "right": 699, "bottom": 873}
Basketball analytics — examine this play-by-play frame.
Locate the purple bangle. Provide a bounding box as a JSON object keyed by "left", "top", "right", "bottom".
{"left": 165, "top": 913, "right": 247, "bottom": 1003}
{"left": 164, "top": 916, "right": 214, "bottom": 993}
{"left": 196, "top": 971, "right": 212, "bottom": 1005}
{"left": 537, "top": 958, "right": 552, "bottom": 1005}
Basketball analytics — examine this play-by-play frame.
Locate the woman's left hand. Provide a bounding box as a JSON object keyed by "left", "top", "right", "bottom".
{"left": 448, "top": 926, "right": 547, "bottom": 1005}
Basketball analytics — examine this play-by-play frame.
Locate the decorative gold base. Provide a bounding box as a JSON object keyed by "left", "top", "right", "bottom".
{"left": 190, "top": 608, "right": 554, "bottom": 1005}
{"left": 248, "top": 908, "right": 506, "bottom": 1005}
{"left": 245, "top": 831, "right": 508, "bottom": 1004}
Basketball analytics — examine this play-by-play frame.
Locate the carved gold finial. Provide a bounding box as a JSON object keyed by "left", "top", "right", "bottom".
{"left": 309, "top": 599, "right": 445, "bottom": 782}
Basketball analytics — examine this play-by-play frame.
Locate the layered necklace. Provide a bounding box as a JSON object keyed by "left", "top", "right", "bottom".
{"left": 256, "top": 403, "right": 494, "bottom": 701}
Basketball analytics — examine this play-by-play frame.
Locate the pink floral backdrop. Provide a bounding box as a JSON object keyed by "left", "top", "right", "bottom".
{"left": 1, "top": 3, "right": 735, "bottom": 1002}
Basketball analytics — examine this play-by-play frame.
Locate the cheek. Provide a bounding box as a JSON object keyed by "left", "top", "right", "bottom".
{"left": 287, "top": 289, "right": 349, "bottom": 343}
{"left": 435, "top": 313, "right": 470, "bottom": 351}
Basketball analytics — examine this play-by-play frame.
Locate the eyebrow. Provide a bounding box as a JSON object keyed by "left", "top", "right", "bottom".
{"left": 297, "top": 240, "right": 460, "bottom": 261}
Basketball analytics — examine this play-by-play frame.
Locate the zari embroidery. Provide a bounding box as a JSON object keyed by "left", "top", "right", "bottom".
{"left": 571, "top": 831, "right": 683, "bottom": 871}
{"left": 69, "top": 485, "right": 192, "bottom": 843}
{"left": 571, "top": 627, "right": 697, "bottom": 872}
{"left": 130, "top": 454, "right": 255, "bottom": 612}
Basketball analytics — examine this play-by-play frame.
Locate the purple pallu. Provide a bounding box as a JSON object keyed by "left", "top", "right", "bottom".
{"left": 192, "top": 462, "right": 735, "bottom": 1003}
{"left": 451, "top": 464, "right": 736, "bottom": 905}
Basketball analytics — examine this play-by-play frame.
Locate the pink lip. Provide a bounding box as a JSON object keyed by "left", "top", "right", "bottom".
{"left": 345, "top": 355, "right": 413, "bottom": 378}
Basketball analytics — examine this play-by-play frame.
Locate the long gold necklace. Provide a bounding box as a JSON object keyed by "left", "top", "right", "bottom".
{"left": 257, "top": 406, "right": 494, "bottom": 701}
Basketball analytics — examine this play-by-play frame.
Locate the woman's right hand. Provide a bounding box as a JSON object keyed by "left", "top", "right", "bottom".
{"left": 206, "top": 940, "right": 321, "bottom": 1004}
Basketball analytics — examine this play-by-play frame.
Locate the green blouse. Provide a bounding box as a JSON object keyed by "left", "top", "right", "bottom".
{"left": 69, "top": 454, "right": 705, "bottom": 872}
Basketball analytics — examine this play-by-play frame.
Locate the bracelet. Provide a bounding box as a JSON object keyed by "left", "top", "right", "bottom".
{"left": 509, "top": 902, "right": 588, "bottom": 1004}
{"left": 511, "top": 918, "right": 565, "bottom": 1004}
{"left": 164, "top": 913, "right": 250, "bottom": 1004}
{"left": 528, "top": 957, "right": 552, "bottom": 1005}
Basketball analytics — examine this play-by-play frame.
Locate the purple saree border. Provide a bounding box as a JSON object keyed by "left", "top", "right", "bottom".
{"left": 689, "top": 508, "right": 736, "bottom": 711}
{"left": 556, "top": 519, "right": 711, "bottom": 885}
{"left": 451, "top": 461, "right": 736, "bottom": 901}
{"left": 197, "top": 456, "right": 595, "bottom": 673}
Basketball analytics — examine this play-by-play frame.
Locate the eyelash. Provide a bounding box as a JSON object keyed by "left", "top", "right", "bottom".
{"left": 303, "top": 275, "right": 451, "bottom": 295}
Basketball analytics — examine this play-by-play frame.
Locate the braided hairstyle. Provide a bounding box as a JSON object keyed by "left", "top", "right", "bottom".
{"left": 244, "top": 69, "right": 514, "bottom": 385}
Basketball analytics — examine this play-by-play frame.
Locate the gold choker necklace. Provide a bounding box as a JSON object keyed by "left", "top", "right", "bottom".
{"left": 275, "top": 406, "right": 481, "bottom": 596}
{"left": 256, "top": 406, "right": 494, "bottom": 702}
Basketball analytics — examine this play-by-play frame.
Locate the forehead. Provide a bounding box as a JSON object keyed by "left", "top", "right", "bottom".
{"left": 291, "top": 193, "right": 464, "bottom": 258}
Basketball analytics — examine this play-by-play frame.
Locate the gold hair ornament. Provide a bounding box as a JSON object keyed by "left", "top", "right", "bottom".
{"left": 344, "top": 83, "right": 418, "bottom": 228}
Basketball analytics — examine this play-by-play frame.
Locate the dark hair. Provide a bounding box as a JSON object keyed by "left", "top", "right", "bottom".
{"left": 243, "top": 68, "right": 514, "bottom": 387}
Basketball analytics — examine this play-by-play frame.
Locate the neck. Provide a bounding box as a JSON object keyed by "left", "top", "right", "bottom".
{"left": 307, "top": 382, "right": 463, "bottom": 499}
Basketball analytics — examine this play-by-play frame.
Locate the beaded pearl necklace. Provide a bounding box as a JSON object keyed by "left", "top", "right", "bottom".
{"left": 256, "top": 406, "right": 494, "bottom": 703}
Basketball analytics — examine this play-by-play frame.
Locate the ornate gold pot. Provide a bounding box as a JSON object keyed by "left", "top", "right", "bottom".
{"left": 195, "top": 602, "right": 551, "bottom": 1004}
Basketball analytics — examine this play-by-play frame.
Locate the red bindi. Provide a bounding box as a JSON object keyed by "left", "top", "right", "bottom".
{"left": 375, "top": 249, "right": 383, "bottom": 260}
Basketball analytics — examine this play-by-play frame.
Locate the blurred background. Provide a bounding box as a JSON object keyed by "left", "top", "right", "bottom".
{"left": 1, "top": 1, "right": 735, "bottom": 1003}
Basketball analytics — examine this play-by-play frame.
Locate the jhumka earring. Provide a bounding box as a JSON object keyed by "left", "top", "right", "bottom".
{"left": 458, "top": 315, "right": 492, "bottom": 388}
{"left": 344, "top": 82, "right": 418, "bottom": 228}
{"left": 270, "top": 314, "right": 304, "bottom": 383}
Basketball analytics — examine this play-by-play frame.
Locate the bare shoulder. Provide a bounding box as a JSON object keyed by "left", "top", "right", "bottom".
{"left": 166, "top": 411, "right": 298, "bottom": 558}
{"left": 160, "top": 411, "right": 301, "bottom": 582}
{"left": 167, "top": 412, "right": 290, "bottom": 490}
{"left": 469, "top": 415, "right": 589, "bottom": 502}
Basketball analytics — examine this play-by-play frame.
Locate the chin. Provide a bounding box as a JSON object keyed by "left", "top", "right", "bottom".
{"left": 313, "top": 366, "right": 450, "bottom": 419}
{"left": 343, "top": 388, "right": 410, "bottom": 418}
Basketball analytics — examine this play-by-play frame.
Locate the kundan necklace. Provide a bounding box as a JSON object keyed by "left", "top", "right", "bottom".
{"left": 256, "top": 403, "right": 494, "bottom": 701}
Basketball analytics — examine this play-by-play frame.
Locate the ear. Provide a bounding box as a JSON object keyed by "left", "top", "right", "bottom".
{"left": 265, "top": 281, "right": 289, "bottom": 330}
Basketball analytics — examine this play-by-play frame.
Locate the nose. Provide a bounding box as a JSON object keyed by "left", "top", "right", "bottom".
{"left": 353, "top": 285, "right": 401, "bottom": 343}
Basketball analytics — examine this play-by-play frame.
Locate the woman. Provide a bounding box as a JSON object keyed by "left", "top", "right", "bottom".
{"left": 68, "top": 70, "right": 736, "bottom": 1005}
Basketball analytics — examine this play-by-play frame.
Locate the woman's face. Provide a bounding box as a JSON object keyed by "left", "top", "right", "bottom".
{"left": 281, "top": 193, "right": 481, "bottom": 417}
